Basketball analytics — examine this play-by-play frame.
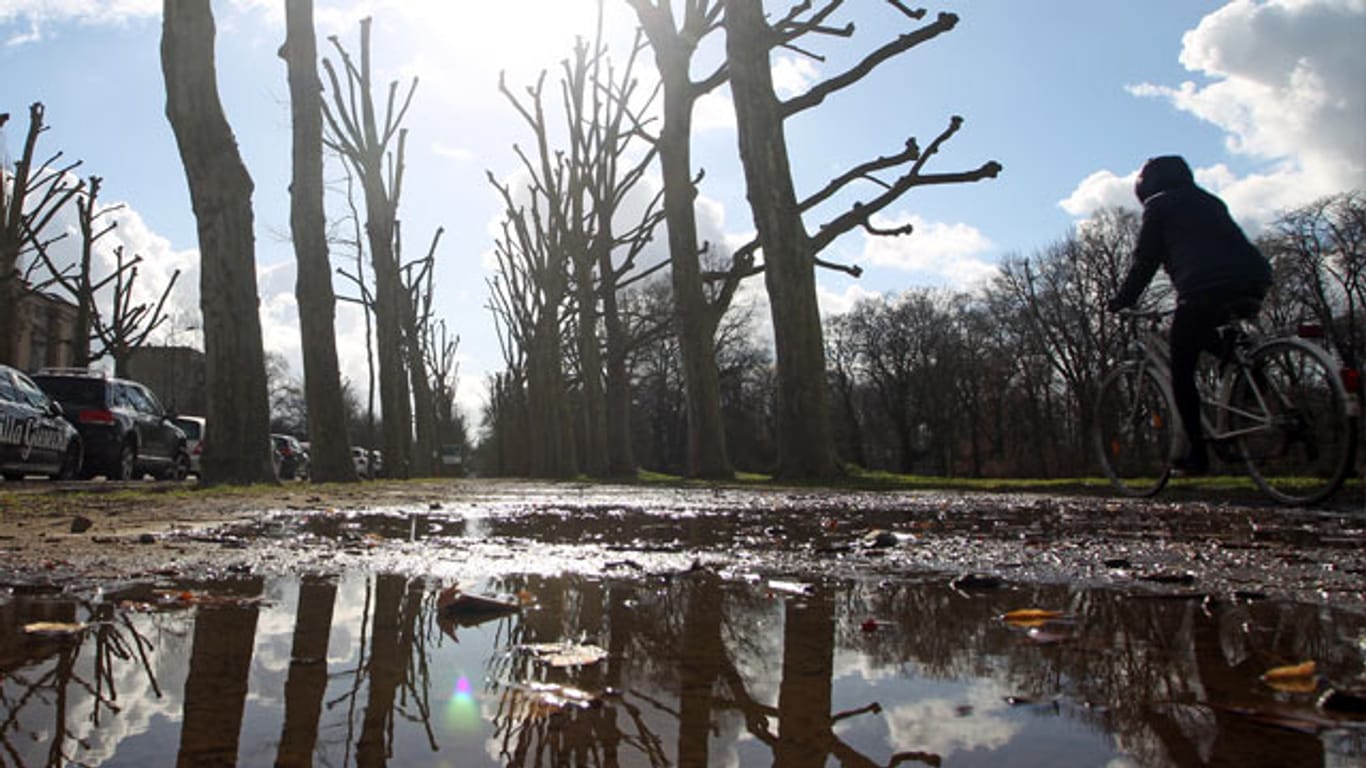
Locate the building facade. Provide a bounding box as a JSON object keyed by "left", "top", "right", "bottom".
{"left": 13, "top": 290, "right": 82, "bottom": 372}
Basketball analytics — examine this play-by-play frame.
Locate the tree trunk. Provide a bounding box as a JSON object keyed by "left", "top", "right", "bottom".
{"left": 161, "top": 0, "right": 275, "bottom": 485}
{"left": 599, "top": 268, "right": 636, "bottom": 475}
{"left": 282, "top": 0, "right": 356, "bottom": 483}
{"left": 656, "top": 60, "right": 732, "bottom": 480}
{"left": 724, "top": 0, "right": 838, "bottom": 479}
{"left": 575, "top": 254, "right": 610, "bottom": 477}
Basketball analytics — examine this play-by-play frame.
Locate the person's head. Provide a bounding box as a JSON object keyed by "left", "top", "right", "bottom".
{"left": 1134, "top": 155, "right": 1194, "bottom": 203}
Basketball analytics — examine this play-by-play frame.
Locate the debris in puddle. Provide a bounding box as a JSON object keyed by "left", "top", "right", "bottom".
{"left": 520, "top": 641, "right": 610, "bottom": 668}
{"left": 1260, "top": 660, "right": 1318, "bottom": 693}
{"left": 436, "top": 584, "right": 521, "bottom": 621}
{"left": 861, "top": 529, "right": 899, "bottom": 548}
{"left": 1026, "top": 627, "right": 1071, "bottom": 645}
{"left": 506, "top": 681, "right": 605, "bottom": 712}
{"left": 1317, "top": 688, "right": 1366, "bottom": 715}
{"left": 1138, "top": 571, "right": 1197, "bottom": 585}
{"left": 1001, "top": 608, "right": 1064, "bottom": 626}
{"left": 767, "top": 579, "right": 815, "bottom": 596}
{"left": 23, "top": 621, "right": 87, "bottom": 638}
{"left": 951, "top": 573, "right": 1003, "bottom": 591}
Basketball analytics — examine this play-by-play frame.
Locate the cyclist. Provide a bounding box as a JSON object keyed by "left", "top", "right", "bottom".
{"left": 1106, "top": 155, "right": 1272, "bottom": 475}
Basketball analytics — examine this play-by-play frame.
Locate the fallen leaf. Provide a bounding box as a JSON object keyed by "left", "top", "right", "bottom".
{"left": 1002, "top": 608, "right": 1064, "bottom": 626}
{"left": 24, "top": 621, "right": 86, "bottom": 637}
{"left": 1262, "top": 661, "right": 1318, "bottom": 693}
{"left": 1263, "top": 661, "right": 1317, "bottom": 681}
{"left": 522, "top": 641, "right": 610, "bottom": 668}
{"left": 767, "top": 580, "right": 815, "bottom": 596}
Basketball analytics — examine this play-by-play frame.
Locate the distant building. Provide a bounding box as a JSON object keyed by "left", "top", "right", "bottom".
{"left": 14, "top": 290, "right": 82, "bottom": 372}
{"left": 126, "top": 345, "right": 208, "bottom": 416}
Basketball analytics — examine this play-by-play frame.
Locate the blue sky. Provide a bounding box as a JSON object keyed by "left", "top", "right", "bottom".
{"left": 3, "top": 1, "right": 1364, "bottom": 422}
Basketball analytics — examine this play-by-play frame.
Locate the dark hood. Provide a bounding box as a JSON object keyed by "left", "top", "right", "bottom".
{"left": 1135, "top": 155, "right": 1194, "bottom": 203}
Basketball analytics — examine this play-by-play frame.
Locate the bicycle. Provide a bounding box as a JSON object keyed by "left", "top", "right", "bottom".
{"left": 1093, "top": 308, "right": 1361, "bottom": 505}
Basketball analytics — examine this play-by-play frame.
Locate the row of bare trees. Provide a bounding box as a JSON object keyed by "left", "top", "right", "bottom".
{"left": 483, "top": 0, "right": 1001, "bottom": 480}
{"left": 158, "top": 0, "right": 460, "bottom": 484}
{"left": 0, "top": 106, "right": 182, "bottom": 377}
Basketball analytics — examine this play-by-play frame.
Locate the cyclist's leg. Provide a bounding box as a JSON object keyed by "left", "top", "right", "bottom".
{"left": 1169, "top": 300, "right": 1221, "bottom": 472}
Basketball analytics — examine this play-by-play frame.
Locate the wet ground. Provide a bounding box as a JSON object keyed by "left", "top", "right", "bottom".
{"left": 1, "top": 480, "right": 1364, "bottom": 766}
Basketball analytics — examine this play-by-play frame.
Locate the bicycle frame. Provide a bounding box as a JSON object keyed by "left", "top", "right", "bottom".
{"left": 1118, "top": 310, "right": 1295, "bottom": 450}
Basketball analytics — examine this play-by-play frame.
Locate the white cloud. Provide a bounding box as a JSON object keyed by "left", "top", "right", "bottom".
{"left": 694, "top": 88, "right": 738, "bottom": 133}
{"left": 818, "top": 281, "right": 885, "bottom": 317}
{"left": 772, "top": 55, "right": 820, "bottom": 98}
{"left": 859, "top": 212, "right": 998, "bottom": 288}
{"left": 1072, "top": 0, "right": 1366, "bottom": 227}
{"left": 875, "top": 681, "right": 1024, "bottom": 758}
{"left": 0, "top": 0, "right": 159, "bottom": 28}
{"left": 1059, "top": 169, "right": 1139, "bottom": 217}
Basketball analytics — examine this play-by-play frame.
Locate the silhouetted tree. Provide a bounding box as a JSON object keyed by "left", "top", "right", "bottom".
{"left": 723, "top": 1, "right": 1000, "bottom": 478}
{"left": 322, "top": 17, "right": 418, "bottom": 478}
{"left": 280, "top": 0, "right": 356, "bottom": 483}
{"left": 161, "top": 0, "right": 275, "bottom": 484}
{"left": 0, "top": 103, "right": 83, "bottom": 366}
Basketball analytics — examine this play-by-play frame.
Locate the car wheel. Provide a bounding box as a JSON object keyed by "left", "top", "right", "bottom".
{"left": 54, "top": 441, "right": 83, "bottom": 481}
{"left": 114, "top": 442, "right": 136, "bottom": 481}
{"left": 173, "top": 451, "right": 191, "bottom": 481}
{"left": 2, "top": 472, "right": 24, "bottom": 482}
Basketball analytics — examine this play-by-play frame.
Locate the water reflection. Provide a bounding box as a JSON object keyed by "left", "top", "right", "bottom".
{"left": 1, "top": 572, "right": 1363, "bottom": 766}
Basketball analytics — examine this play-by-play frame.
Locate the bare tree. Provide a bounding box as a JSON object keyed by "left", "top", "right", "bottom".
{"left": 627, "top": 0, "right": 751, "bottom": 480}
{"left": 321, "top": 17, "right": 417, "bottom": 478}
{"left": 281, "top": 0, "right": 356, "bottom": 482}
{"left": 161, "top": 0, "right": 275, "bottom": 484}
{"left": 399, "top": 223, "right": 441, "bottom": 475}
{"left": 28, "top": 175, "right": 118, "bottom": 369}
{"left": 0, "top": 103, "right": 83, "bottom": 366}
{"left": 722, "top": 1, "right": 1000, "bottom": 478}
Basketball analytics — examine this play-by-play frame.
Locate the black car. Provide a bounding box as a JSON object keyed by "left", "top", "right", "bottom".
{"left": 31, "top": 369, "right": 190, "bottom": 481}
{"left": 0, "top": 364, "right": 83, "bottom": 481}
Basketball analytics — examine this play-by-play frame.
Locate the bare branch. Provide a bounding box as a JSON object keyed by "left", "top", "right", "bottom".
{"left": 781, "top": 12, "right": 958, "bottom": 118}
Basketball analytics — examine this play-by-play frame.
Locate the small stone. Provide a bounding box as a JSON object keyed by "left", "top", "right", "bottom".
{"left": 70, "top": 516, "right": 93, "bottom": 534}
{"left": 138, "top": 533, "right": 157, "bottom": 544}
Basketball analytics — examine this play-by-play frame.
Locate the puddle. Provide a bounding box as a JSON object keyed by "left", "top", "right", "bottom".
{"left": 3, "top": 570, "right": 1364, "bottom": 767}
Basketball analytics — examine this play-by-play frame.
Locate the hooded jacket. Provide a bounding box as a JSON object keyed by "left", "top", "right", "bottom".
{"left": 1111, "top": 155, "right": 1271, "bottom": 309}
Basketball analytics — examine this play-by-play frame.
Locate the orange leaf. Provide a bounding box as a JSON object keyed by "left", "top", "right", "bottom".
{"left": 1262, "top": 661, "right": 1317, "bottom": 681}
{"left": 1002, "top": 609, "right": 1063, "bottom": 624}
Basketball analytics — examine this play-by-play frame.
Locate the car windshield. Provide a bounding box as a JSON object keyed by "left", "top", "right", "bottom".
{"left": 32, "top": 377, "right": 105, "bottom": 407}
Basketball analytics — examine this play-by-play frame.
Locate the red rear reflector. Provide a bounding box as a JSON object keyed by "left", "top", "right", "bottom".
{"left": 192, "top": 443, "right": 203, "bottom": 455}
{"left": 1297, "top": 323, "right": 1324, "bottom": 339}
{"left": 1343, "top": 367, "right": 1362, "bottom": 394}
{"left": 78, "top": 409, "right": 116, "bottom": 425}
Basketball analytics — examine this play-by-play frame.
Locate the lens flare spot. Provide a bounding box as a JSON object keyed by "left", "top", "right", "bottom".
{"left": 443, "top": 675, "right": 481, "bottom": 733}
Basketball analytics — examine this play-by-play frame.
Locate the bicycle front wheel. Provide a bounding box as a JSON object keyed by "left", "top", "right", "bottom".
{"left": 1094, "top": 360, "right": 1174, "bottom": 497}
{"left": 1228, "top": 339, "right": 1358, "bottom": 505}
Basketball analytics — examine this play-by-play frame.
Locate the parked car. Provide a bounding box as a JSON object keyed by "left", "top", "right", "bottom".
{"left": 172, "top": 415, "right": 205, "bottom": 477}
{"left": 31, "top": 368, "right": 190, "bottom": 481}
{"left": 0, "top": 364, "right": 83, "bottom": 481}
{"left": 272, "top": 434, "right": 309, "bottom": 480}
{"left": 351, "top": 446, "right": 373, "bottom": 479}
{"left": 369, "top": 449, "right": 385, "bottom": 478}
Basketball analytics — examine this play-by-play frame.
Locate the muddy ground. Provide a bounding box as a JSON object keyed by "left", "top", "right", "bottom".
{"left": 1, "top": 478, "right": 1363, "bottom": 613}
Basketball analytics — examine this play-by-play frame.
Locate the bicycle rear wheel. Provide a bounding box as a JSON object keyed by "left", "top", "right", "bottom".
{"left": 1094, "top": 360, "right": 1174, "bottom": 497}
{"left": 1228, "top": 339, "right": 1358, "bottom": 505}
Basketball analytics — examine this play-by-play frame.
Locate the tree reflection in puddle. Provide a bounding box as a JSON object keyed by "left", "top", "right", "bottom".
{"left": 1, "top": 572, "right": 1363, "bottom": 766}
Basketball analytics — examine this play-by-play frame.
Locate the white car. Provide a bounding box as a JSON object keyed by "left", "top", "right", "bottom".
{"left": 351, "top": 446, "right": 372, "bottom": 479}
{"left": 172, "top": 416, "right": 205, "bottom": 476}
